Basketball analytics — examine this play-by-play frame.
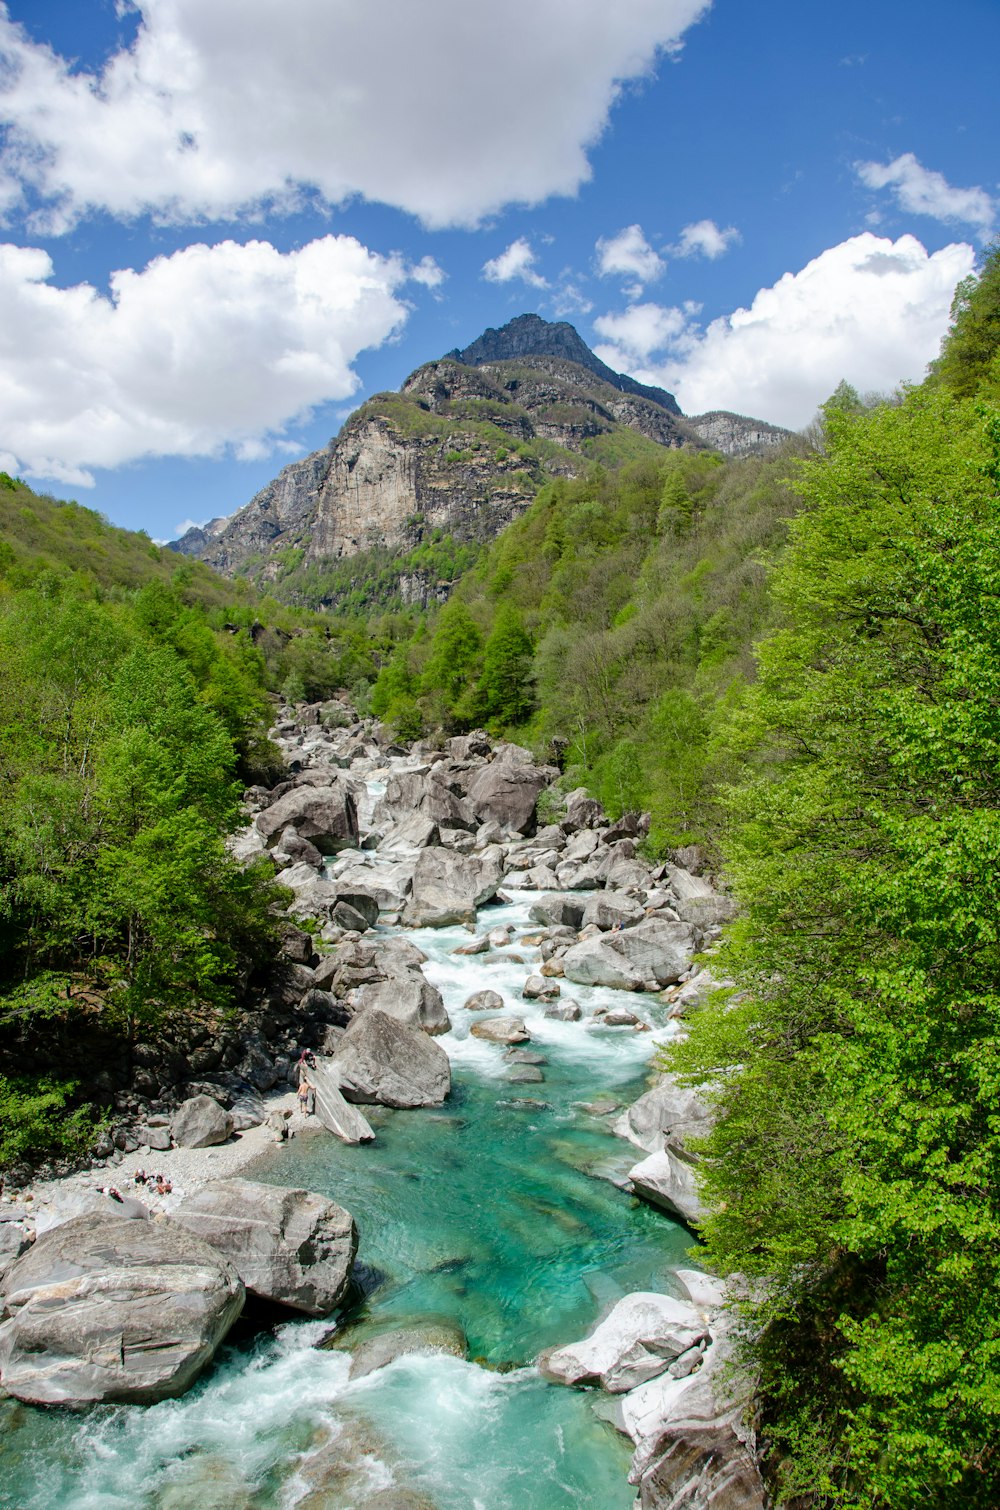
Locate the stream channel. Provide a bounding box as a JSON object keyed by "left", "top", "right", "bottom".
{"left": 0, "top": 869, "right": 696, "bottom": 1508}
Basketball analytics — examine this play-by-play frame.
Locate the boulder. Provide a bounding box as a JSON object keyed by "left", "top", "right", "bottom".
{"left": 0, "top": 1212, "right": 244, "bottom": 1406}
{"left": 401, "top": 847, "right": 504, "bottom": 927}
{"left": 529, "top": 894, "right": 587, "bottom": 930}
{"left": 171, "top": 1179, "right": 357, "bottom": 1316}
{"left": 331, "top": 1009, "right": 451, "bottom": 1108}
{"left": 582, "top": 891, "right": 646, "bottom": 931}
{"left": 469, "top": 1016, "right": 531, "bottom": 1045}
{"left": 378, "top": 813, "right": 440, "bottom": 854}
{"left": 564, "top": 790, "right": 605, "bottom": 829}
{"left": 522, "top": 974, "right": 559, "bottom": 1001}
{"left": 628, "top": 1148, "right": 708, "bottom": 1228}
{"left": 330, "top": 887, "right": 381, "bottom": 928}
{"left": 310, "top": 1060, "right": 376, "bottom": 1143}
{"left": 539, "top": 1292, "right": 708, "bottom": 1394}
{"left": 171, "top": 1095, "right": 233, "bottom": 1149}
{"left": 614, "top": 1075, "right": 715, "bottom": 1156}
{"left": 256, "top": 782, "right": 359, "bottom": 854}
{"left": 562, "top": 936, "right": 645, "bottom": 991}
{"left": 544, "top": 999, "right": 582, "bottom": 1021}
{"left": 463, "top": 989, "right": 505, "bottom": 1012}
{"left": 465, "top": 762, "right": 546, "bottom": 835}
{"left": 348, "top": 977, "right": 451, "bottom": 1035}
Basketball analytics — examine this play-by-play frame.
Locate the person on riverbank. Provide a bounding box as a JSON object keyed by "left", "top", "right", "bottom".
{"left": 297, "top": 1078, "right": 314, "bottom": 1115}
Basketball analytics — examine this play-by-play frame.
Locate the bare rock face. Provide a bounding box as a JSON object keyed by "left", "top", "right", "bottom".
{"left": 401, "top": 846, "right": 504, "bottom": 927}
{"left": 614, "top": 1075, "right": 716, "bottom": 1157}
{"left": 171, "top": 1094, "right": 233, "bottom": 1149}
{"left": 171, "top": 1179, "right": 358, "bottom": 1316}
{"left": 628, "top": 1148, "right": 708, "bottom": 1229}
{"left": 563, "top": 919, "right": 695, "bottom": 991}
{"left": 331, "top": 1009, "right": 451, "bottom": 1108}
{"left": 348, "top": 976, "right": 451, "bottom": 1035}
{"left": 0, "top": 1213, "right": 244, "bottom": 1406}
{"left": 256, "top": 782, "right": 359, "bottom": 854}
{"left": 529, "top": 894, "right": 586, "bottom": 930}
{"left": 539, "top": 1293, "right": 708, "bottom": 1394}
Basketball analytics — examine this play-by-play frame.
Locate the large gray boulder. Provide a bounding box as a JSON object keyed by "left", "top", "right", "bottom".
{"left": 171, "top": 1179, "right": 357, "bottom": 1316}
{"left": 465, "top": 761, "right": 546, "bottom": 835}
{"left": 0, "top": 1213, "right": 244, "bottom": 1406}
{"left": 529, "top": 894, "right": 586, "bottom": 930}
{"left": 377, "top": 813, "right": 440, "bottom": 854}
{"left": 257, "top": 782, "right": 359, "bottom": 854}
{"left": 469, "top": 1016, "right": 530, "bottom": 1044}
{"left": 331, "top": 1009, "right": 451, "bottom": 1108}
{"left": 310, "top": 1060, "right": 376, "bottom": 1143}
{"left": 615, "top": 1074, "right": 716, "bottom": 1156}
{"left": 582, "top": 891, "right": 646, "bottom": 931}
{"left": 401, "top": 846, "right": 504, "bottom": 927}
{"left": 540, "top": 1292, "right": 708, "bottom": 1394}
{"left": 563, "top": 919, "right": 694, "bottom": 991}
{"left": 171, "top": 1095, "right": 233, "bottom": 1148}
{"left": 348, "top": 976, "right": 451, "bottom": 1035}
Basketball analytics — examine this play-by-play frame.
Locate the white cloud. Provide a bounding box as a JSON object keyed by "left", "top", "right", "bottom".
{"left": 856, "top": 153, "right": 995, "bottom": 232}
{"left": 673, "top": 218, "right": 740, "bottom": 259}
{"left": 595, "top": 224, "right": 664, "bottom": 290}
{"left": 0, "top": 0, "right": 710, "bottom": 230}
{"left": 482, "top": 238, "right": 547, "bottom": 289}
{"left": 0, "top": 234, "right": 427, "bottom": 483}
{"left": 593, "top": 233, "right": 975, "bottom": 428}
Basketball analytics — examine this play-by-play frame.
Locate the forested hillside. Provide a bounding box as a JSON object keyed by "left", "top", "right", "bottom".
{"left": 667, "top": 245, "right": 1000, "bottom": 1507}
{"left": 0, "top": 480, "right": 388, "bottom": 1163}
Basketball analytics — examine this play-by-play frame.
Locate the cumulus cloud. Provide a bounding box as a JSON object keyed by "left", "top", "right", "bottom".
{"left": 0, "top": 234, "right": 426, "bottom": 484}
{"left": 595, "top": 224, "right": 664, "bottom": 291}
{"left": 592, "top": 233, "right": 974, "bottom": 428}
{"left": 856, "top": 153, "right": 995, "bottom": 232}
{"left": 0, "top": 0, "right": 710, "bottom": 230}
{"left": 482, "top": 239, "right": 548, "bottom": 289}
{"left": 673, "top": 218, "right": 740, "bottom": 259}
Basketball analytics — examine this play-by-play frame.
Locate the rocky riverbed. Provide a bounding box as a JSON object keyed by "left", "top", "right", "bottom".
{"left": 0, "top": 705, "right": 765, "bottom": 1508}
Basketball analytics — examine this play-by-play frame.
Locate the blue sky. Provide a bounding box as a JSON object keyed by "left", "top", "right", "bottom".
{"left": 0, "top": 0, "right": 996, "bottom": 540}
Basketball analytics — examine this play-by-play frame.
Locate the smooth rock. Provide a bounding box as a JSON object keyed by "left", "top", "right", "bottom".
{"left": 582, "top": 892, "right": 646, "bottom": 931}
{"left": 348, "top": 976, "right": 451, "bottom": 1035}
{"left": 172, "top": 1179, "right": 357, "bottom": 1316}
{"left": 544, "top": 998, "right": 582, "bottom": 1021}
{"left": 614, "top": 1075, "right": 715, "bottom": 1156}
{"left": 310, "top": 1060, "right": 376, "bottom": 1143}
{"left": 401, "top": 847, "right": 504, "bottom": 927}
{"left": 469, "top": 1016, "right": 531, "bottom": 1045}
{"left": 331, "top": 1009, "right": 451, "bottom": 1108}
{"left": 462, "top": 989, "right": 505, "bottom": 1012}
{"left": 256, "top": 782, "right": 359, "bottom": 854}
{"left": 334, "top": 1319, "right": 467, "bottom": 1380}
{"left": 465, "top": 762, "right": 546, "bottom": 835}
{"left": 540, "top": 1292, "right": 708, "bottom": 1394}
{"left": 171, "top": 1095, "right": 233, "bottom": 1149}
{"left": 628, "top": 1148, "right": 708, "bottom": 1228}
{"left": 0, "top": 1213, "right": 244, "bottom": 1406}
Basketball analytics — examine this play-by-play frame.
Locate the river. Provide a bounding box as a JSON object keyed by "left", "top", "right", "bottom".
{"left": 0, "top": 888, "right": 694, "bottom": 1509}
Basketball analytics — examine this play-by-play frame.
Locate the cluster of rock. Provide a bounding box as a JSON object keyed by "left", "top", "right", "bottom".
{"left": 540, "top": 1274, "right": 767, "bottom": 1508}
{"left": 0, "top": 1177, "right": 356, "bottom": 1407}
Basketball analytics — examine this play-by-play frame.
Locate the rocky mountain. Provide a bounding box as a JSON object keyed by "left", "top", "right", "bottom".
{"left": 170, "top": 315, "right": 789, "bottom": 604}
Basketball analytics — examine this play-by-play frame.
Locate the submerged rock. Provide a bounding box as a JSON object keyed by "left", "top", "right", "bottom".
{"left": 331, "top": 1317, "right": 467, "bottom": 1380}
{"left": 0, "top": 1212, "right": 244, "bottom": 1406}
{"left": 172, "top": 1179, "right": 357, "bottom": 1316}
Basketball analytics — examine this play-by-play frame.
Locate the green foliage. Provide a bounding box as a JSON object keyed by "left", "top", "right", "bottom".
{"left": 671, "top": 388, "right": 1000, "bottom": 1506}
{"left": 930, "top": 240, "right": 1000, "bottom": 401}
{"left": 480, "top": 604, "right": 534, "bottom": 727}
{"left": 0, "top": 1075, "right": 100, "bottom": 1166}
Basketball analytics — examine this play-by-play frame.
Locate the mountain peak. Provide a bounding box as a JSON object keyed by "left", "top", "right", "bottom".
{"left": 445, "top": 313, "right": 681, "bottom": 416}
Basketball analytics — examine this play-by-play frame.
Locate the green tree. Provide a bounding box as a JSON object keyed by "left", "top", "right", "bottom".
{"left": 480, "top": 605, "right": 534, "bottom": 727}
{"left": 930, "top": 240, "right": 1000, "bottom": 400}
{"left": 420, "top": 598, "right": 483, "bottom": 725}
{"left": 671, "top": 388, "right": 1000, "bottom": 1507}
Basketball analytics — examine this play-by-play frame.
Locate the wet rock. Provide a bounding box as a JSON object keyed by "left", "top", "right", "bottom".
{"left": 331, "top": 1009, "right": 451, "bottom": 1108}
{"left": 522, "top": 974, "right": 559, "bottom": 1001}
{"left": 0, "top": 1213, "right": 244, "bottom": 1406}
{"left": 540, "top": 1292, "right": 708, "bottom": 1393}
{"left": 452, "top": 935, "right": 490, "bottom": 955}
{"left": 462, "top": 989, "right": 504, "bottom": 1012}
{"left": 603, "top": 1008, "right": 643, "bottom": 1027}
{"left": 333, "top": 1318, "right": 467, "bottom": 1380}
{"left": 171, "top": 1179, "right": 357, "bottom": 1316}
{"left": 171, "top": 1095, "right": 233, "bottom": 1149}
{"left": 508, "top": 1066, "right": 545, "bottom": 1084}
{"left": 544, "top": 998, "right": 582, "bottom": 1021}
{"left": 469, "top": 1017, "right": 531, "bottom": 1045}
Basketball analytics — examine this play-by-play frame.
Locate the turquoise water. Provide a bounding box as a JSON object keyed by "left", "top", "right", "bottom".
{"left": 0, "top": 893, "right": 692, "bottom": 1509}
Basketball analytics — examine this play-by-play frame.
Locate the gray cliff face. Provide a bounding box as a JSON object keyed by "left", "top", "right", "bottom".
{"left": 685, "top": 410, "right": 790, "bottom": 457}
